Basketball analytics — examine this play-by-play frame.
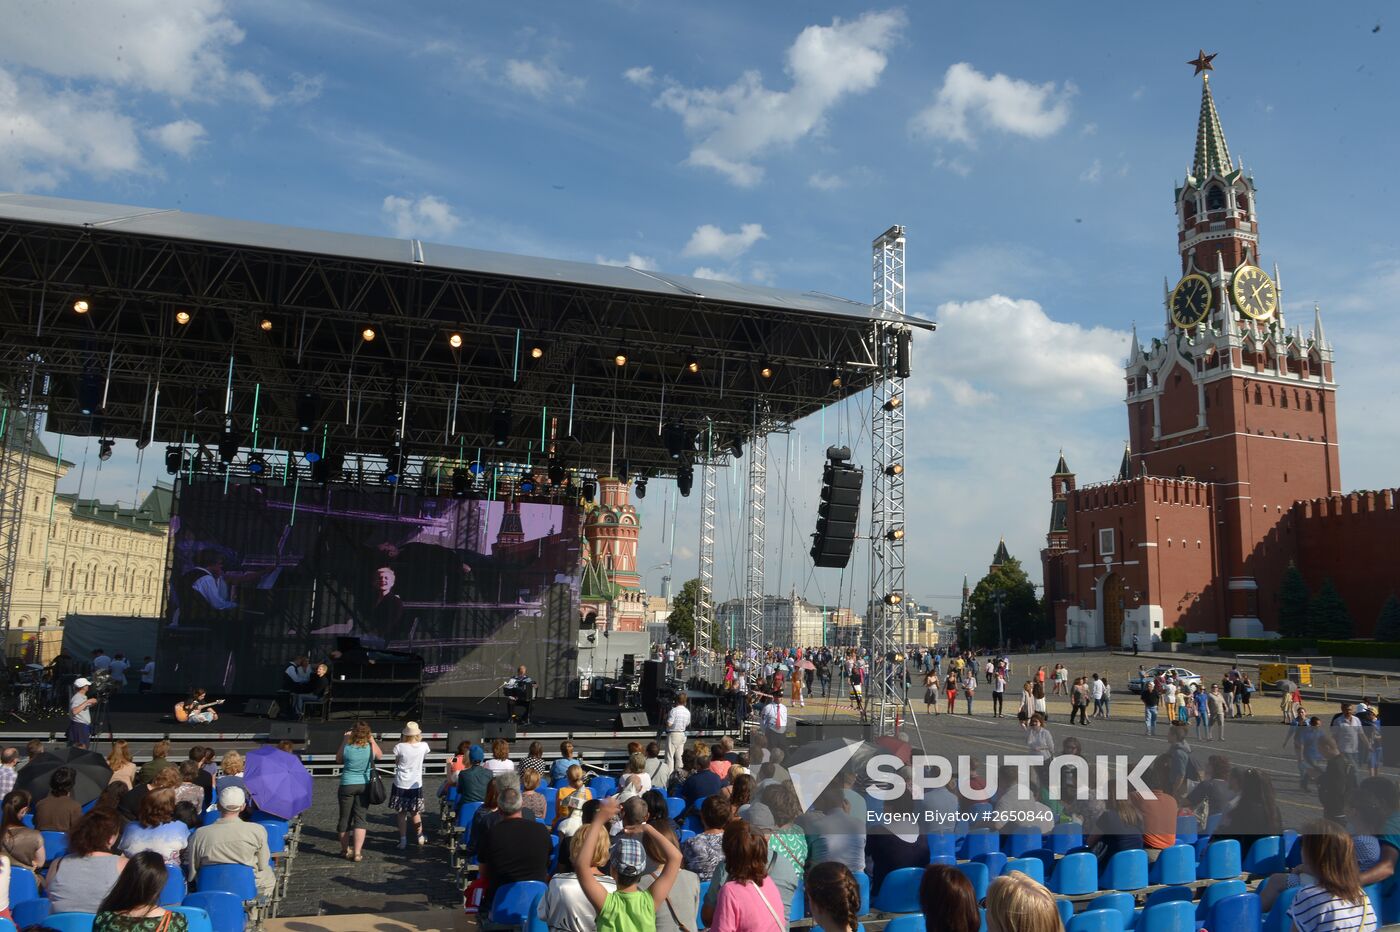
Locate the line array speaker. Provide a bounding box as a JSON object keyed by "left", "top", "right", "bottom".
{"left": 811, "top": 446, "right": 863, "bottom": 568}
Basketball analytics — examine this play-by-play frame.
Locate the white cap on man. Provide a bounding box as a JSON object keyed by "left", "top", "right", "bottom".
{"left": 73, "top": 677, "right": 91, "bottom": 688}
{"left": 218, "top": 786, "right": 247, "bottom": 811}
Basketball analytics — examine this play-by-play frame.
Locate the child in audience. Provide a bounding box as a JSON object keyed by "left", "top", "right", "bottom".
{"left": 804, "top": 862, "right": 861, "bottom": 932}
{"left": 574, "top": 798, "right": 683, "bottom": 932}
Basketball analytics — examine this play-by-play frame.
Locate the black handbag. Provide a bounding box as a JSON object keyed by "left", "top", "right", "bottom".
{"left": 366, "top": 769, "right": 388, "bottom": 805}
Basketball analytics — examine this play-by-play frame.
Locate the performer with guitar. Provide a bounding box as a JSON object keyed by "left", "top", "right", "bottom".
{"left": 176, "top": 688, "right": 224, "bottom": 724}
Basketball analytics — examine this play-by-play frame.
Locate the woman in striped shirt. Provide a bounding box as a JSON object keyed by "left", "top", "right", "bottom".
{"left": 1287, "top": 820, "right": 1377, "bottom": 932}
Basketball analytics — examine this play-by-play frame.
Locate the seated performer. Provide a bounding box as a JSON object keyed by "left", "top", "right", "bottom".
{"left": 176, "top": 688, "right": 223, "bottom": 724}
{"left": 505, "top": 664, "right": 536, "bottom": 724}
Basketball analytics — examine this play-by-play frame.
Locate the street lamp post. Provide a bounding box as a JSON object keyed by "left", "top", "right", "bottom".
{"left": 993, "top": 589, "right": 1007, "bottom": 653}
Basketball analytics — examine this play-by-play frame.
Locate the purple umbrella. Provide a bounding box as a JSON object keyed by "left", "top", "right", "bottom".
{"left": 244, "top": 745, "right": 313, "bottom": 819}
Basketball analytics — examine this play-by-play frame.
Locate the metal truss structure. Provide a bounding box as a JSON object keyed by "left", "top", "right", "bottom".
{"left": 0, "top": 369, "right": 44, "bottom": 637}
{"left": 0, "top": 196, "right": 932, "bottom": 490}
{"left": 868, "top": 226, "right": 910, "bottom": 736}
{"left": 743, "top": 421, "right": 769, "bottom": 658}
{"left": 695, "top": 454, "right": 718, "bottom": 663}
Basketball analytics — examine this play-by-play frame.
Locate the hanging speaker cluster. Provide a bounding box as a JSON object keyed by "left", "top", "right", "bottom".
{"left": 811, "top": 445, "right": 862, "bottom": 568}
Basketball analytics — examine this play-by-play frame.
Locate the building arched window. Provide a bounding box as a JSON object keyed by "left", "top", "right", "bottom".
{"left": 1206, "top": 185, "right": 1226, "bottom": 211}
{"left": 67, "top": 563, "right": 76, "bottom": 588}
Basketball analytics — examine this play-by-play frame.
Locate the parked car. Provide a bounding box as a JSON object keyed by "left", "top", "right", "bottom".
{"left": 1127, "top": 665, "right": 1202, "bottom": 694}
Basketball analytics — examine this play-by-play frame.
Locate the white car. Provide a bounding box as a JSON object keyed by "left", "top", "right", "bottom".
{"left": 1128, "top": 665, "right": 1202, "bottom": 694}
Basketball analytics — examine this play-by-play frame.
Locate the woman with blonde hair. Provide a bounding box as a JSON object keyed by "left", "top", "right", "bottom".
{"left": 555, "top": 764, "right": 592, "bottom": 826}
{"left": 984, "top": 872, "right": 1062, "bottom": 932}
{"left": 483, "top": 737, "right": 514, "bottom": 776}
{"left": 520, "top": 769, "right": 547, "bottom": 821}
{"left": 336, "top": 720, "right": 382, "bottom": 861}
{"left": 617, "top": 751, "right": 652, "bottom": 802}
{"left": 391, "top": 721, "right": 429, "bottom": 849}
{"left": 106, "top": 740, "right": 137, "bottom": 789}
{"left": 215, "top": 751, "right": 246, "bottom": 797}
{"left": 1287, "top": 820, "right": 1378, "bottom": 931}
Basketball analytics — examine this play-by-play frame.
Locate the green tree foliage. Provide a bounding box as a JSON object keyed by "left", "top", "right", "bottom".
{"left": 1306, "top": 578, "right": 1354, "bottom": 640}
{"left": 967, "top": 556, "right": 1043, "bottom": 649}
{"left": 1375, "top": 595, "right": 1400, "bottom": 642}
{"left": 666, "top": 578, "right": 701, "bottom": 642}
{"left": 1278, "top": 564, "right": 1310, "bottom": 638}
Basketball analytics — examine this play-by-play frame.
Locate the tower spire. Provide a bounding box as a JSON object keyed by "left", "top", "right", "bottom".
{"left": 1192, "top": 73, "right": 1234, "bottom": 180}
{"left": 1117, "top": 442, "right": 1132, "bottom": 481}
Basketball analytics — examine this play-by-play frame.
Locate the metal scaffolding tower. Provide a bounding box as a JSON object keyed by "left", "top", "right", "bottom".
{"left": 869, "top": 225, "right": 909, "bottom": 736}
{"left": 0, "top": 365, "right": 44, "bottom": 637}
{"left": 743, "top": 412, "right": 769, "bottom": 657}
{"left": 695, "top": 455, "right": 718, "bottom": 663}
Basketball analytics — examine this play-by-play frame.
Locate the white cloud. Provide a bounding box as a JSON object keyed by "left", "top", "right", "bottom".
{"left": 505, "top": 58, "right": 584, "bottom": 101}
{"left": 655, "top": 9, "right": 904, "bottom": 186}
{"left": 1080, "top": 158, "right": 1102, "bottom": 183}
{"left": 808, "top": 171, "right": 846, "bottom": 190}
{"left": 382, "top": 194, "right": 461, "bottom": 239}
{"left": 623, "top": 66, "right": 654, "bottom": 87}
{"left": 911, "top": 62, "right": 1074, "bottom": 146}
{"left": 596, "top": 253, "right": 658, "bottom": 271}
{"left": 147, "top": 119, "right": 207, "bottom": 157}
{"left": 691, "top": 267, "right": 740, "bottom": 283}
{"left": 682, "top": 223, "right": 767, "bottom": 260}
{"left": 0, "top": 66, "right": 143, "bottom": 189}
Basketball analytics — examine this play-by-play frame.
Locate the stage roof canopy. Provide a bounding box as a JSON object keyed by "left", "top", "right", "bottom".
{"left": 0, "top": 192, "right": 932, "bottom": 480}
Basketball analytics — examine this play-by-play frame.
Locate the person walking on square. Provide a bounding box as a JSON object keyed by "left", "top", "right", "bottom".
{"left": 1141, "top": 681, "right": 1160, "bottom": 737}
{"left": 1207, "top": 684, "right": 1228, "bottom": 742}
{"left": 1132, "top": 633, "right": 1140, "bottom": 655}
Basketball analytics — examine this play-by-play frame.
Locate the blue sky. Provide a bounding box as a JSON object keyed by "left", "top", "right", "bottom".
{"left": 4, "top": 1, "right": 1396, "bottom": 617}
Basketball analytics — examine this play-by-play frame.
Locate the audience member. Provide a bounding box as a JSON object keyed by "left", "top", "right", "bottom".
{"left": 485, "top": 738, "right": 515, "bottom": 777}
{"left": 618, "top": 752, "right": 653, "bottom": 803}
{"left": 557, "top": 765, "right": 593, "bottom": 816}
{"left": 34, "top": 766, "right": 84, "bottom": 833}
{"left": 805, "top": 862, "right": 861, "bottom": 932}
{"left": 45, "top": 809, "right": 128, "bottom": 914}
{"left": 539, "top": 822, "right": 617, "bottom": 932}
{"left": 919, "top": 864, "right": 981, "bottom": 932}
{"left": 478, "top": 784, "right": 552, "bottom": 913}
{"left": 984, "top": 872, "right": 1061, "bottom": 932}
{"left": 336, "top": 722, "right": 381, "bottom": 863}
{"left": 391, "top": 721, "right": 429, "bottom": 849}
{"left": 215, "top": 751, "right": 247, "bottom": 797}
{"left": 638, "top": 818, "right": 700, "bottom": 932}
{"left": 456, "top": 744, "right": 493, "bottom": 805}
{"left": 190, "top": 787, "right": 275, "bottom": 899}
{"left": 553, "top": 741, "right": 583, "bottom": 784}
{"left": 867, "top": 791, "right": 931, "bottom": 895}
{"left": 683, "top": 795, "right": 730, "bottom": 880}
{"left": 642, "top": 741, "right": 671, "bottom": 789}
{"left": 519, "top": 741, "right": 550, "bottom": 777}
{"left": 94, "top": 850, "right": 190, "bottom": 932}
{"left": 520, "top": 769, "right": 548, "bottom": 821}
{"left": 681, "top": 753, "right": 722, "bottom": 812}
{"left": 175, "top": 761, "right": 205, "bottom": 809}
{"left": 1213, "top": 767, "right": 1282, "bottom": 851}
{"left": 0, "top": 748, "right": 16, "bottom": 798}
{"left": 574, "top": 798, "right": 682, "bottom": 932}
{"left": 0, "top": 789, "right": 46, "bottom": 869}
{"left": 106, "top": 740, "right": 137, "bottom": 789}
{"left": 135, "top": 740, "right": 172, "bottom": 786}
{"left": 709, "top": 819, "right": 785, "bottom": 932}
{"left": 1287, "top": 820, "right": 1378, "bottom": 932}
{"left": 118, "top": 789, "right": 187, "bottom": 869}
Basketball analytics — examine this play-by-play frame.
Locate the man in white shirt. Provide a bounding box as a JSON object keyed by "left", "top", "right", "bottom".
{"left": 664, "top": 694, "right": 691, "bottom": 766}
{"left": 1090, "top": 674, "right": 1106, "bottom": 718}
{"left": 139, "top": 656, "right": 156, "bottom": 694}
{"left": 761, "top": 694, "right": 789, "bottom": 751}
{"left": 67, "top": 677, "right": 97, "bottom": 748}
{"left": 190, "top": 550, "right": 240, "bottom": 612}
{"left": 90, "top": 648, "right": 112, "bottom": 673}
{"left": 1332, "top": 703, "right": 1369, "bottom": 769}
{"left": 108, "top": 653, "right": 131, "bottom": 690}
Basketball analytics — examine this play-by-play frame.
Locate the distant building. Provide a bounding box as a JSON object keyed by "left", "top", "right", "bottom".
{"left": 713, "top": 593, "right": 860, "bottom": 648}
{"left": 580, "top": 478, "right": 646, "bottom": 632}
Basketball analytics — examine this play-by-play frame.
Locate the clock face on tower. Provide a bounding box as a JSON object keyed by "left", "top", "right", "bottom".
{"left": 1230, "top": 264, "right": 1279, "bottom": 321}
{"left": 1169, "top": 273, "right": 1214, "bottom": 328}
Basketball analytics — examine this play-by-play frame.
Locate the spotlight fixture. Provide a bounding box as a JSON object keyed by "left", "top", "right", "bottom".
{"left": 676, "top": 460, "right": 694, "bottom": 497}
{"left": 520, "top": 474, "right": 537, "bottom": 494}
{"left": 635, "top": 476, "right": 648, "bottom": 499}
{"left": 303, "top": 449, "right": 322, "bottom": 464}
{"left": 448, "top": 333, "right": 463, "bottom": 349}
{"left": 247, "top": 452, "right": 268, "bottom": 477}
{"left": 175, "top": 310, "right": 192, "bottom": 326}
{"left": 218, "top": 435, "right": 240, "bottom": 464}
{"left": 452, "top": 467, "right": 469, "bottom": 497}
{"left": 885, "top": 463, "right": 903, "bottom": 476}
{"left": 662, "top": 422, "right": 696, "bottom": 460}
{"left": 361, "top": 324, "right": 377, "bottom": 343}
{"left": 165, "top": 445, "right": 183, "bottom": 476}
{"left": 383, "top": 453, "right": 404, "bottom": 485}
{"left": 468, "top": 460, "right": 485, "bottom": 476}
{"left": 884, "top": 592, "right": 903, "bottom": 606}
{"left": 77, "top": 372, "right": 102, "bottom": 416}
{"left": 883, "top": 397, "right": 902, "bottom": 411}
{"left": 685, "top": 357, "right": 700, "bottom": 375}
{"left": 548, "top": 461, "right": 566, "bottom": 485}
{"left": 613, "top": 349, "right": 628, "bottom": 367}
{"left": 259, "top": 317, "right": 273, "bottom": 332}
{"left": 98, "top": 438, "right": 114, "bottom": 462}
{"left": 296, "top": 391, "right": 318, "bottom": 433}
{"left": 582, "top": 478, "right": 597, "bottom": 503}
{"left": 758, "top": 362, "right": 774, "bottom": 380}
{"left": 73, "top": 298, "right": 91, "bottom": 314}
{"left": 529, "top": 343, "right": 545, "bottom": 360}
{"left": 887, "top": 528, "right": 905, "bottom": 541}
{"left": 829, "top": 368, "right": 843, "bottom": 389}
{"left": 727, "top": 436, "right": 744, "bottom": 459}
{"left": 491, "top": 408, "right": 512, "bottom": 447}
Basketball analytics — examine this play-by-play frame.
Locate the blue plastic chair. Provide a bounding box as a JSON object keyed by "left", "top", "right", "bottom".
{"left": 539, "top": 786, "right": 559, "bottom": 824}
{"left": 42, "top": 830, "right": 70, "bottom": 859}
{"left": 1048, "top": 824, "right": 1084, "bottom": 854}
{"left": 491, "top": 880, "right": 549, "bottom": 926}
{"left": 885, "top": 915, "right": 925, "bottom": 932}
{"left": 1140, "top": 900, "right": 1194, "bottom": 932}
{"left": 790, "top": 878, "right": 806, "bottom": 921}
{"left": 1067, "top": 909, "right": 1126, "bottom": 932}
{"left": 11, "top": 898, "right": 52, "bottom": 927}
{"left": 956, "top": 861, "right": 990, "bottom": 902}
{"left": 1262, "top": 885, "right": 1298, "bottom": 932}
{"left": 38, "top": 914, "right": 96, "bottom": 932}
{"left": 1022, "top": 848, "right": 1056, "bottom": 875}
{"left": 679, "top": 829, "right": 697, "bottom": 844}
{"left": 1002, "top": 831, "right": 1043, "bottom": 857}
{"left": 7, "top": 864, "right": 39, "bottom": 903}
{"left": 1173, "top": 815, "right": 1198, "bottom": 846}
{"left": 589, "top": 776, "right": 618, "bottom": 798}
{"left": 168, "top": 905, "right": 215, "bottom": 932}
{"left": 1194, "top": 879, "right": 1246, "bottom": 922}
{"left": 1143, "top": 886, "right": 1191, "bottom": 910}
{"left": 872, "top": 866, "right": 923, "bottom": 913}
{"left": 1284, "top": 833, "right": 1303, "bottom": 868}
{"left": 548, "top": 834, "right": 561, "bottom": 872}
{"left": 552, "top": 777, "right": 571, "bottom": 790}
{"left": 1208, "top": 892, "right": 1261, "bottom": 932}
{"left": 928, "top": 833, "right": 956, "bottom": 861}
{"left": 697, "top": 880, "right": 711, "bottom": 929}
{"left": 201, "top": 808, "right": 220, "bottom": 826}
{"left": 1098, "top": 849, "right": 1149, "bottom": 892}
{"left": 160, "top": 865, "right": 189, "bottom": 906}
{"left": 1086, "top": 892, "right": 1135, "bottom": 930}
{"left": 456, "top": 800, "right": 483, "bottom": 830}
{"left": 20, "top": 813, "right": 33, "bottom": 828}
{"left": 1200, "top": 839, "right": 1242, "bottom": 880}
{"left": 1004, "top": 857, "right": 1045, "bottom": 885}
{"left": 856, "top": 870, "right": 871, "bottom": 916}
{"left": 1050, "top": 851, "right": 1098, "bottom": 895}
{"left": 0, "top": 919, "right": 15, "bottom": 932}
{"left": 1057, "top": 899, "right": 1074, "bottom": 926}
{"left": 195, "top": 862, "right": 258, "bottom": 900}
{"left": 259, "top": 819, "right": 289, "bottom": 857}
{"left": 1148, "top": 844, "right": 1196, "bottom": 885}
{"left": 971, "top": 851, "right": 1009, "bottom": 877}
{"left": 1243, "top": 835, "right": 1284, "bottom": 874}
{"left": 961, "top": 831, "right": 999, "bottom": 860}
{"left": 182, "top": 891, "right": 246, "bottom": 932}
{"left": 667, "top": 797, "right": 686, "bottom": 820}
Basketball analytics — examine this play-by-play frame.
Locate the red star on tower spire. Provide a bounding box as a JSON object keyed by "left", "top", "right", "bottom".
{"left": 1188, "top": 49, "right": 1217, "bottom": 77}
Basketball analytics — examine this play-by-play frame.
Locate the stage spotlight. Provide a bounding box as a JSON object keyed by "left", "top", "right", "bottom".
{"left": 247, "top": 452, "right": 268, "bottom": 476}
{"left": 685, "top": 357, "right": 700, "bottom": 375}
{"left": 883, "top": 397, "right": 901, "bottom": 411}
{"left": 259, "top": 317, "right": 273, "bottom": 332}
{"left": 529, "top": 342, "right": 545, "bottom": 360}
{"left": 165, "top": 445, "right": 183, "bottom": 476}
{"left": 614, "top": 348, "right": 628, "bottom": 367}
{"left": 77, "top": 373, "right": 102, "bottom": 416}
{"left": 468, "top": 460, "right": 484, "bottom": 476}
{"left": 728, "top": 436, "right": 743, "bottom": 459}
{"left": 520, "top": 475, "right": 537, "bottom": 493}
{"left": 218, "top": 436, "right": 240, "bottom": 464}
{"left": 98, "top": 438, "right": 114, "bottom": 462}
{"left": 548, "top": 461, "right": 566, "bottom": 485}
{"left": 491, "top": 408, "right": 512, "bottom": 447}
{"left": 759, "top": 362, "right": 774, "bottom": 380}
{"left": 582, "top": 479, "right": 597, "bottom": 503}
{"left": 361, "top": 324, "right": 376, "bottom": 343}
{"left": 884, "top": 592, "right": 903, "bottom": 606}
{"left": 304, "top": 449, "right": 322, "bottom": 464}
{"left": 829, "top": 368, "right": 843, "bottom": 389}
{"left": 635, "top": 476, "right": 647, "bottom": 499}
{"left": 312, "top": 450, "right": 343, "bottom": 485}
{"left": 175, "top": 310, "right": 192, "bottom": 326}
{"left": 676, "top": 460, "right": 694, "bottom": 497}
{"left": 448, "top": 333, "right": 463, "bottom": 349}
{"left": 887, "top": 528, "right": 905, "bottom": 541}
{"left": 452, "top": 467, "right": 469, "bottom": 497}
{"left": 885, "top": 463, "right": 903, "bottom": 476}
{"left": 296, "top": 391, "right": 317, "bottom": 432}
{"left": 73, "top": 298, "right": 90, "bottom": 314}
{"left": 383, "top": 453, "right": 404, "bottom": 485}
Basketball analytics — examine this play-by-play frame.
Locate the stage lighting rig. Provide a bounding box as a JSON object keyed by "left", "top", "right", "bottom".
{"left": 73, "top": 297, "right": 90, "bottom": 314}
{"left": 727, "top": 435, "right": 744, "bottom": 459}
{"left": 452, "top": 467, "right": 469, "bottom": 497}
{"left": 296, "top": 391, "right": 318, "bottom": 432}
{"left": 662, "top": 422, "right": 697, "bottom": 460}
{"left": 98, "top": 438, "right": 114, "bottom": 461}
{"left": 175, "top": 310, "right": 192, "bottom": 326}
{"left": 491, "top": 408, "right": 512, "bottom": 447}
{"left": 165, "top": 446, "right": 183, "bottom": 476}
{"left": 218, "top": 435, "right": 240, "bottom": 465}
{"left": 635, "top": 473, "right": 648, "bottom": 499}
{"left": 520, "top": 474, "right": 537, "bottom": 493}
{"left": 685, "top": 356, "right": 700, "bottom": 375}
{"left": 548, "top": 461, "right": 566, "bottom": 485}
{"left": 676, "top": 459, "right": 694, "bottom": 497}
{"left": 247, "top": 452, "right": 268, "bottom": 477}
{"left": 582, "top": 478, "right": 597, "bottom": 503}
{"left": 448, "top": 332, "right": 463, "bottom": 349}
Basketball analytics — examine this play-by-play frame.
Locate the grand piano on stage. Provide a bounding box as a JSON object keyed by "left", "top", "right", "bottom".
{"left": 320, "top": 637, "right": 425, "bottom": 721}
